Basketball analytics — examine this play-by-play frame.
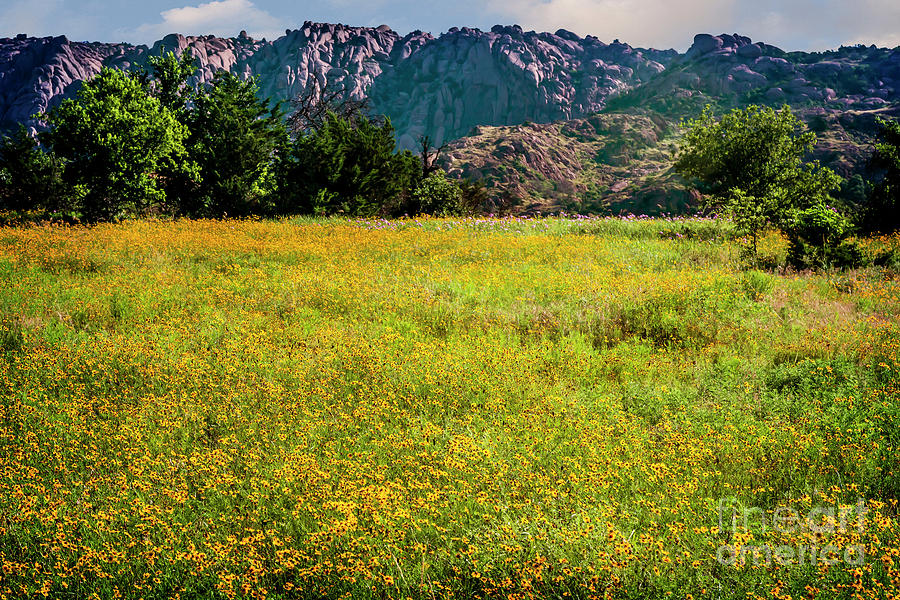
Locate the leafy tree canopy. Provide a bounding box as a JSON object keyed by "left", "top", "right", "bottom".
{"left": 865, "top": 116, "right": 900, "bottom": 232}
{"left": 148, "top": 50, "right": 198, "bottom": 114}
{"left": 0, "top": 125, "right": 67, "bottom": 214}
{"left": 278, "top": 111, "right": 418, "bottom": 217}
{"left": 185, "top": 72, "right": 287, "bottom": 217}
{"left": 42, "top": 67, "right": 195, "bottom": 222}
{"left": 675, "top": 104, "right": 843, "bottom": 263}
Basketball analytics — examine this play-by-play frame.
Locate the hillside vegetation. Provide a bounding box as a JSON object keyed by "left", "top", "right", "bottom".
{"left": 1, "top": 217, "right": 899, "bottom": 599}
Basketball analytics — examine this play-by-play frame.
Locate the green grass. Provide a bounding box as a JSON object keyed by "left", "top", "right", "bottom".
{"left": 0, "top": 217, "right": 898, "bottom": 599}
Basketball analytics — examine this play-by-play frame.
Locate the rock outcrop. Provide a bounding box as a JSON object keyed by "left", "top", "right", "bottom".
{"left": 0, "top": 23, "right": 433, "bottom": 137}
{"left": 3, "top": 26, "right": 898, "bottom": 146}
{"left": 368, "top": 25, "right": 673, "bottom": 147}
{"left": 609, "top": 33, "right": 900, "bottom": 112}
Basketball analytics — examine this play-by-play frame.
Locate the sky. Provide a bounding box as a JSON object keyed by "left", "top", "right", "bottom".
{"left": 1, "top": 0, "right": 898, "bottom": 52}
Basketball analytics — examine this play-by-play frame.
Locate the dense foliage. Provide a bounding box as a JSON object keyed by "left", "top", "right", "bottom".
{"left": 276, "top": 112, "right": 418, "bottom": 216}
{"left": 42, "top": 67, "right": 194, "bottom": 222}
{"left": 0, "top": 125, "right": 67, "bottom": 215}
{"left": 184, "top": 72, "right": 287, "bottom": 217}
{"left": 0, "top": 52, "right": 471, "bottom": 222}
{"left": 676, "top": 105, "right": 854, "bottom": 268}
{"left": 865, "top": 116, "right": 900, "bottom": 233}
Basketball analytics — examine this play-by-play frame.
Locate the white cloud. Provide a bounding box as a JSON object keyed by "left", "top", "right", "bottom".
{"left": 123, "top": 0, "right": 284, "bottom": 44}
{"left": 481, "top": 0, "right": 738, "bottom": 50}
{"left": 481, "top": 0, "right": 899, "bottom": 51}
{"left": 0, "top": 0, "right": 102, "bottom": 40}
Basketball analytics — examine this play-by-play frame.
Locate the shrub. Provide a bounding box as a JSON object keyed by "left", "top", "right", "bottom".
{"left": 0, "top": 126, "right": 69, "bottom": 215}
{"left": 785, "top": 204, "right": 863, "bottom": 269}
{"left": 863, "top": 117, "right": 900, "bottom": 233}
{"left": 411, "top": 172, "right": 463, "bottom": 216}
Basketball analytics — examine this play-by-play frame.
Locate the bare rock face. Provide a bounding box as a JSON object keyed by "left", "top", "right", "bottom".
{"left": 0, "top": 34, "right": 114, "bottom": 133}
{"left": 637, "top": 33, "right": 900, "bottom": 109}
{"left": 0, "top": 23, "right": 433, "bottom": 137}
{"left": 0, "top": 23, "right": 675, "bottom": 146}
{"left": 368, "top": 25, "right": 673, "bottom": 148}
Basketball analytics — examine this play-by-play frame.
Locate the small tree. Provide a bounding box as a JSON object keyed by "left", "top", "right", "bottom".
{"left": 148, "top": 50, "right": 197, "bottom": 114}
{"left": 784, "top": 204, "right": 857, "bottom": 269}
{"left": 42, "top": 67, "right": 194, "bottom": 222}
{"left": 675, "top": 104, "right": 843, "bottom": 265}
{"left": 287, "top": 79, "right": 369, "bottom": 136}
{"left": 418, "top": 135, "right": 448, "bottom": 180}
{"left": 411, "top": 171, "right": 462, "bottom": 216}
{"left": 864, "top": 117, "right": 900, "bottom": 233}
{"left": 0, "top": 126, "right": 68, "bottom": 214}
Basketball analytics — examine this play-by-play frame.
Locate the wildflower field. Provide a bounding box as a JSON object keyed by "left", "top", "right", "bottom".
{"left": 0, "top": 216, "right": 899, "bottom": 599}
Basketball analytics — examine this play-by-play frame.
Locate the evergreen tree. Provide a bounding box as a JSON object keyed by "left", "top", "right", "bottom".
{"left": 0, "top": 125, "right": 68, "bottom": 214}
{"left": 865, "top": 117, "right": 900, "bottom": 232}
{"left": 185, "top": 72, "right": 286, "bottom": 217}
{"left": 277, "top": 112, "right": 418, "bottom": 217}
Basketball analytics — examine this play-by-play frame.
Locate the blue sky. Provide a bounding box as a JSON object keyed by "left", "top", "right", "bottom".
{"left": 2, "top": 0, "right": 898, "bottom": 51}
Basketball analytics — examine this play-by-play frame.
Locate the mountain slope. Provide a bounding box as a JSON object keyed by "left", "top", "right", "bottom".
{"left": 440, "top": 103, "right": 900, "bottom": 215}
{"left": 2, "top": 27, "right": 899, "bottom": 214}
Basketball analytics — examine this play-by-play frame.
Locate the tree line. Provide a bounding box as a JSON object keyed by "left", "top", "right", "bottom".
{"left": 0, "top": 51, "right": 486, "bottom": 223}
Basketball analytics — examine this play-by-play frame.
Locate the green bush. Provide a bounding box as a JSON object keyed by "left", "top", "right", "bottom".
{"left": 863, "top": 117, "right": 900, "bottom": 232}
{"left": 785, "top": 204, "right": 863, "bottom": 269}
{"left": 0, "top": 126, "right": 69, "bottom": 215}
{"left": 411, "top": 172, "right": 463, "bottom": 216}
{"left": 276, "top": 112, "right": 419, "bottom": 217}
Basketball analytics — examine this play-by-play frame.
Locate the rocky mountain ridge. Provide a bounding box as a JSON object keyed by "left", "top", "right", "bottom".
{"left": 17, "top": 25, "right": 895, "bottom": 146}
{"left": 2, "top": 25, "right": 899, "bottom": 213}
{"left": 0, "top": 23, "right": 433, "bottom": 141}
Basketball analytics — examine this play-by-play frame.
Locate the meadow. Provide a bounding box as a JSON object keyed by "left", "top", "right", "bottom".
{"left": 0, "top": 216, "right": 898, "bottom": 599}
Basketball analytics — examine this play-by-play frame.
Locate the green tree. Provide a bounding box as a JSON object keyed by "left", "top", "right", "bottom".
{"left": 148, "top": 50, "right": 197, "bottom": 114}
{"left": 675, "top": 104, "right": 842, "bottom": 263}
{"left": 411, "top": 171, "right": 463, "bottom": 216}
{"left": 42, "top": 67, "right": 194, "bottom": 222}
{"left": 185, "top": 72, "right": 286, "bottom": 217}
{"left": 0, "top": 125, "right": 68, "bottom": 214}
{"left": 784, "top": 203, "right": 858, "bottom": 269}
{"left": 864, "top": 117, "right": 900, "bottom": 232}
{"left": 277, "top": 112, "right": 418, "bottom": 216}
{"left": 146, "top": 51, "right": 202, "bottom": 210}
